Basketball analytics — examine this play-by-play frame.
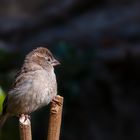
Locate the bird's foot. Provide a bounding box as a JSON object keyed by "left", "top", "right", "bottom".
{"left": 20, "top": 114, "right": 31, "bottom": 123}
{"left": 51, "top": 96, "right": 62, "bottom": 106}
{"left": 51, "top": 96, "right": 62, "bottom": 114}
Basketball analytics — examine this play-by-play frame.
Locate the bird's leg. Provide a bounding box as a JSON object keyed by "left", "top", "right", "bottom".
{"left": 51, "top": 96, "right": 62, "bottom": 106}
{"left": 25, "top": 114, "right": 31, "bottom": 120}
{"left": 20, "top": 114, "right": 31, "bottom": 123}
{"left": 51, "top": 96, "right": 62, "bottom": 114}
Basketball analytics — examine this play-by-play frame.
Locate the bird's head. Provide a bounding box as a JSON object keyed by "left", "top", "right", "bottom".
{"left": 25, "top": 47, "right": 60, "bottom": 68}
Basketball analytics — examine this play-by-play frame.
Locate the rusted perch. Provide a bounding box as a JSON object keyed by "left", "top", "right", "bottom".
{"left": 47, "top": 95, "right": 64, "bottom": 140}
{"left": 19, "top": 116, "right": 32, "bottom": 140}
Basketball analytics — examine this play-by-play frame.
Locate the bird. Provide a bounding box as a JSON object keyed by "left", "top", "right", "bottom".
{"left": 0, "top": 47, "right": 60, "bottom": 127}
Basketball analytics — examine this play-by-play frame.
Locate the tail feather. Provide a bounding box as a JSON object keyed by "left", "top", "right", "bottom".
{"left": 0, "top": 113, "right": 9, "bottom": 128}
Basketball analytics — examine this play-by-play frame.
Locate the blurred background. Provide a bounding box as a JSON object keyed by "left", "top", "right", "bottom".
{"left": 0, "top": 0, "right": 140, "bottom": 140}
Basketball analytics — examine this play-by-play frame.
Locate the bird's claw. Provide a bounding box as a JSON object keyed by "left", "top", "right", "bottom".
{"left": 51, "top": 96, "right": 62, "bottom": 114}
{"left": 20, "top": 114, "right": 31, "bottom": 123}
{"left": 51, "top": 96, "right": 62, "bottom": 106}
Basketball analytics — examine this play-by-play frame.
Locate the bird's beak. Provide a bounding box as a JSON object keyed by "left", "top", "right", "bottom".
{"left": 52, "top": 59, "right": 60, "bottom": 66}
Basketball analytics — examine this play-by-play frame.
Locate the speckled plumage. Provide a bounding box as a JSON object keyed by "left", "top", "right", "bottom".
{"left": 0, "top": 47, "right": 59, "bottom": 127}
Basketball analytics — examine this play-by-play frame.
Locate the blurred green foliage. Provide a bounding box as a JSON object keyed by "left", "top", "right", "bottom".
{"left": 0, "top": 86, "right": 6, "bottom": 113}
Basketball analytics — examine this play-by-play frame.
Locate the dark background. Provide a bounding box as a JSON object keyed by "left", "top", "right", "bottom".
{"left": 0, "top": 0, "right": 140, "bottom": 140}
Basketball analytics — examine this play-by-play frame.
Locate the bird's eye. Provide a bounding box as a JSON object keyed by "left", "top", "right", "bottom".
{"left": 47, "top": 58, "right": 51, "bottom": 61}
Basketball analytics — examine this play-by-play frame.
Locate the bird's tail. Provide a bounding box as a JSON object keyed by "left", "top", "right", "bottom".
{"left": 0, "top": 113, "right": 9, "bottom": 128}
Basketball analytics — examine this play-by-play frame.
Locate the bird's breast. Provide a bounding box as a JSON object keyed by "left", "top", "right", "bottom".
{"left": 28, "top": 70, "right": 57, "bottom": 109}
{"left": 7, "top": 69, "right": 57, "bottom": 115}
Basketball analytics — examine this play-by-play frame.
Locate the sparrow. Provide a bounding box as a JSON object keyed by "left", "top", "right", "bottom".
{"left": 0, "top": 47, "right": 60, "bottom": 127}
